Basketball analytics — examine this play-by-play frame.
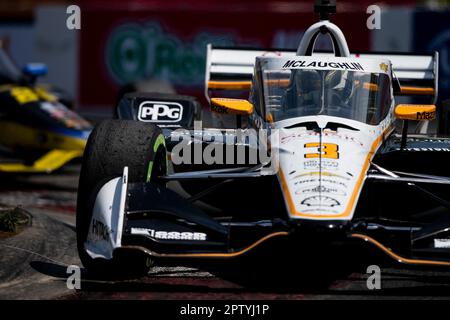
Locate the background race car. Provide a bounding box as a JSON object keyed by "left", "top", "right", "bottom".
{"left": 0, "top": 41, "right": 92, "bottom": 173}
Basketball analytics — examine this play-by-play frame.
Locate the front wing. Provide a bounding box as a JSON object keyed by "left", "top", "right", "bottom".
{"left": 84, "top": 167, "right": 450, "bottom": 267}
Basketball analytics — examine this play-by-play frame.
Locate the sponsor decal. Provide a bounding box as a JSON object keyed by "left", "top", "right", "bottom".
{"left": 131, "top": 227, "right": 207, "bottom": 241}
{"left": 294, "top": 178, "right": 319, "bottom": 185}
{"left": 296, "top": 185, "right": 346, "bottom": 196}
{"left": 282, "top": 60, "right": 364, "bottom": 71}
{"left": 323, "top": 131, "right": 365, "bottom": 147}
{"left": 90, "top": 219, "right": 111, "bottom": 241}
{"left": 293, "top": 177, "right": 349, "bottom": 188}
{"left": 416, "top": 111, "right": 435, "bottom": 120}
{"left": 281, "top": 131, "right": 319, "bottom": 144}
{"left": 293, "top": 171, "right": 350, "bottom": 180}
{"left": 281, "top": 131, "right": 364, "bottom": 147}
{"left": 302, "top": 208, "right": 339, "bottom": 214}
{"left": 320, "top": 178, "right": 348, "bottom": 188}
{"left": 39, "top": 102, "right": 91, "bottom": 129}
{"left": 434, "top": 239, "right": 450, "bottom": 248}
{"left": 304, "top": 159, "right": 339, "bottom": 170}
{"left": 301, "top": 195, "right": 340, "bottom": 207}
{"left": 138, "top": 101, "right": 183, "bottom": 122}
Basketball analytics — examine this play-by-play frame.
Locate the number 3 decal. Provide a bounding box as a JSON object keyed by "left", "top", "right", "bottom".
{"left": 304, "top": 142, "right": 339, "bottom": 159}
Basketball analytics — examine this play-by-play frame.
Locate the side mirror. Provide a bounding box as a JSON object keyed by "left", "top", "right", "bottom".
{"left": 210, "top": 98, "right": 253, "bottom": 115}
{"left": 22, "top": 63, "right": 48, "bottom": 78}
{"left": 395, "top": 104, "right": 436, "bottom": 121}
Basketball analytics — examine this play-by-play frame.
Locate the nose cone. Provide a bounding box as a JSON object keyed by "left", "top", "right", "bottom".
{"left": 277, "top": 123, "right": 378, "bottom": 220}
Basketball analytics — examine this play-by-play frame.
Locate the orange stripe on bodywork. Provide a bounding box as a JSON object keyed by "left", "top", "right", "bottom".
{"left": 278, "top": 126, "right": 394, "bottom": 219}
{"left": 399, "top": 86, "right": 435, "bottom": 96}
{"left": 351, "top": 233, "right": 450, "bottom": 267}
{"left": 208, "top": 81, "right": 252, "bottom": 90}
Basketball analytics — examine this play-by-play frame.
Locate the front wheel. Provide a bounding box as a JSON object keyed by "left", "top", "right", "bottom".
{"left": 76, "top": 119, "right": 166, "bottom": 276}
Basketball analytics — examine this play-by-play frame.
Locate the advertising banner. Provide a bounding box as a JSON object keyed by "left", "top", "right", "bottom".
{"left": 78, "top": 4, "right": 370, "bottom": 112}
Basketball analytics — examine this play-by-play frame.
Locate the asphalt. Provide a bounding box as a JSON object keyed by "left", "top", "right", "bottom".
{"left": 1, "top": 164, "right": 450, "bottom": 300}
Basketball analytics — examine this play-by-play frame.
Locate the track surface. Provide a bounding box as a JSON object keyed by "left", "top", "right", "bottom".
{"left": 1, "top": 165, "right": 450, "bottom": 300}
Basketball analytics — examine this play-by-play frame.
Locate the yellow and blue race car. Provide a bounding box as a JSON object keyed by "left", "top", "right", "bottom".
{"left": 0, "top": 42, "right": 91, "bottom": 173}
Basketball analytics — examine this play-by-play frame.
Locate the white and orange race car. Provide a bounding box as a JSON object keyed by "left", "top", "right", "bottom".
{"left": 76, "top": 1, "right": 450, "bottom": 275}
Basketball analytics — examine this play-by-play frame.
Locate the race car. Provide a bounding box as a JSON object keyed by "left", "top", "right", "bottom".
{"left": 0, "top": 41, "right": 92, "bottom": 173}
{"left": 76, "top": 1, "right": 450, "bottom": 275}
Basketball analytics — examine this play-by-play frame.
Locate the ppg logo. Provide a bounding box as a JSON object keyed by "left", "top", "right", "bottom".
{"left": 138, "top": 101, "right": 183, "bottom": 122}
